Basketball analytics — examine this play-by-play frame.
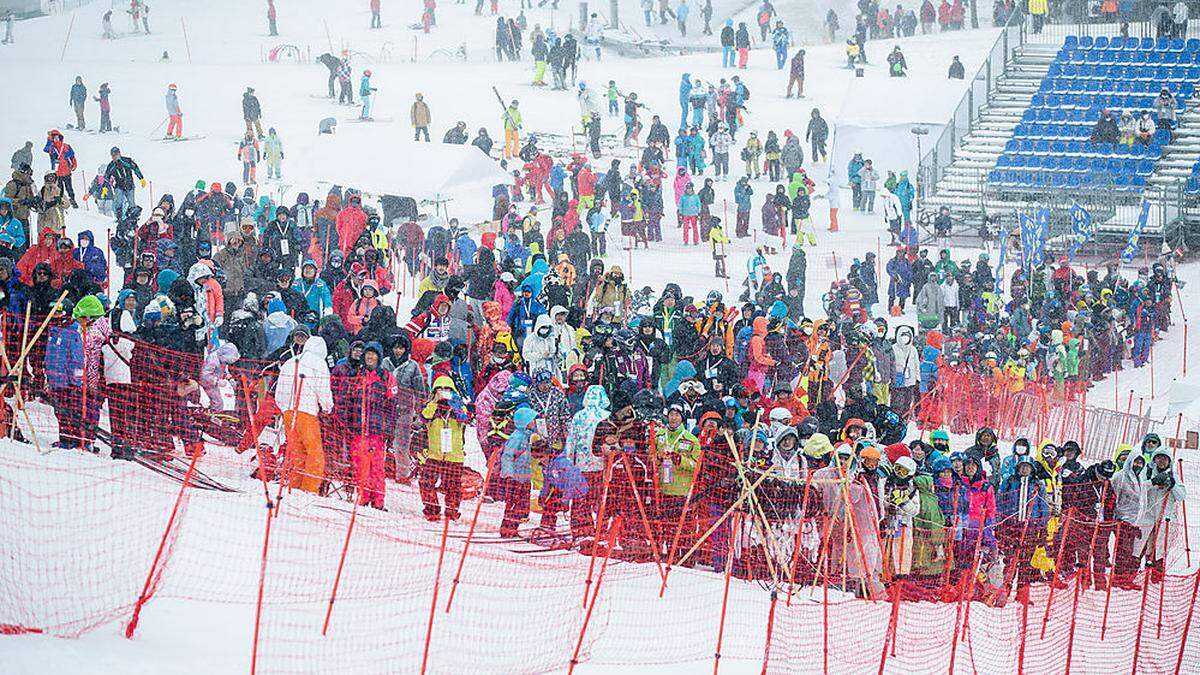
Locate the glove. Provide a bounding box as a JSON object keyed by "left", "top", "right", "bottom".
{"left": 100, "top": 188, "right": 108, "bottom": 198}
{"left": 212, "top": 314, "right": 224, "bottom": 328}
{"left": 140, "top": 178, "right": 147, "bottom": 188}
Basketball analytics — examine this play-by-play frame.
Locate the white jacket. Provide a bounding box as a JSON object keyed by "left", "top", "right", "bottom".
{"left": 522, "top": 314, "right": 561, "bottom": 379}
{"left": 891, "top": 330, "right": 920, "bottom": 388}
{"left": 102, "top": 327, "right": 135, "bottom": 386}
{"left": 274, "top": 336, "right": 334, "bottom": 416}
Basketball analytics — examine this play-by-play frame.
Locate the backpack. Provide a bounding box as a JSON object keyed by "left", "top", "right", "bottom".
{"left": 741, "top": 83, "right": 750, "bottom": 101}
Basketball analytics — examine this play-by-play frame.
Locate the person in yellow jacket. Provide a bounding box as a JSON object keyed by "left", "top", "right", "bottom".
{"left": 419, "top": 375, "right": 469, "bottom": 521}
{"left": 656, "top": 402, "right": 702, "bottom": 539}
{"left": 273, "top": 336, "right": 335, "bottom": 494}
{"left": 503, "top": 100, "right": 522, "bottom": 159}
{"left": 1028, "top": 0, "right": 1048, "bottom": 33}
{"left": 708, "top": 216, "right": 729, "bottom": 278}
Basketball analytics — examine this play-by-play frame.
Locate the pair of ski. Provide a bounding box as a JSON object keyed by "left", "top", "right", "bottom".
{"left": 91, "top": 427, "right": 235, "bottom": 492}
{"left": 127, "top": 452, "right": 236, "bottom": 492}
{"left": 445, "top": 528, "right": 580, "bottom": 556}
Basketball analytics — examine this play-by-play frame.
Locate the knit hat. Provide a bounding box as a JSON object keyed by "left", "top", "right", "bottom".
{"left": 267, "top": 298, "right": 286, "bottom": 314}
{"left": 73, "top": 294, "right": 105, "bottom": 319}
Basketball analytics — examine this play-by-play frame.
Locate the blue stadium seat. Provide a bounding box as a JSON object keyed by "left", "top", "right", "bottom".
{"left": 1064, "top": 35, "right": 1079, "bottom": 50}
{"left": 1138, "top": 159, "right": 1154, "bottom": 174}
{"left": 1141, "top": 37, "right": 1155, "bottom": 50}
{"left": 1189, "top": 38, "right": 1200, "bottom": 52}
{"left": 1171, "top": 38, "right": 1186, "bottom": 52}
{"left": 1080, "top": 36, "right": 1094, "bottom": 49}
{"left": 1157, "top": 38, "right": 1170, "bottom": 51}
{"left": 1095, "top": 36, "right": 1110, "bottom": 49}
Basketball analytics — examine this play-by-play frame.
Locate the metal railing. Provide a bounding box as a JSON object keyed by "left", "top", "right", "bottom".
{"left": 918, "top": 16, "right": 1026, "bottom": 204}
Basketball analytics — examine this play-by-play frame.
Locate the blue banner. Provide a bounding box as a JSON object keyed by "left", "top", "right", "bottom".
{"left": 1120, "top": 199, "right": 1151, "bottom": 264}
{"left": 994, "top": 216, "right": 1010, "bottom": 294}
{"left": 1032, "top": 207, "right": 1050, "bottom": 267}
{"left": 1066, "top": 202, "right": 1093, "bottom": 262}
{"left": 1019, "top": 211, "right": 1036, "bottom": 269}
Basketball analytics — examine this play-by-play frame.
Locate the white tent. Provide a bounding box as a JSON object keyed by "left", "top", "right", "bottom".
{"left": 827, "top": 77, "right": 957, "bottom": 188}
{"left": 292, "top": 126, "right": 511, "bottom": 220}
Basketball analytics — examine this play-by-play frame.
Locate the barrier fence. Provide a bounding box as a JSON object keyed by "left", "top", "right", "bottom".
{"left": 1, "top": 446, "right": 1197, "bottom": 674}
{"left": 0, "top": 324, "right": 1196, "bottom": 673}
{"left": 920, "top": 366, "right": 1160, "bottom": 461}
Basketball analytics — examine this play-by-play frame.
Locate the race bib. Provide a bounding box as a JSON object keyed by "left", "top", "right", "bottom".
{"left": 279, "top": 239, "right": 289, "bottom": 256}
{"left": 440, "top": 428, "right": 452, "bottom": 454}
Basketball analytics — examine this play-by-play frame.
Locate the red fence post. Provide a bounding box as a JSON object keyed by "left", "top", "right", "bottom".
{"left": 568, "top": 517, "right": 622, "bottom": 675}
{"left": 250, "top": 500, "right": 276, "bottom": 675}
{"left": 445, "top": 450, "right": 500, "bottom": 614}
{"left": 761, "top": 590, "right": 779, "bottom": 675}
{"left": 320, "top": 498, "right": 358, "bottom": 636}
{"left": 1179, "top": 458, "right": 1192, "bottom": 570}
{"left": 124, "top": 448, "right": 203, "bottom": 639}
{"left": 713, "top": 513, "right": 739, "bottom": 675}
{"left": 420, "top": 517, "right": 451, "bottom": 675}
{"left": 1174, "top": 569, "right": 1200, "bottom": 675}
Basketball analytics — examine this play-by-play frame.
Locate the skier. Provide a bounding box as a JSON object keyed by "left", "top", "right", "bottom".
{"left": 318, "top": 52, "right": 340, "bottom": 97}
{"left": 242, "top": 87, "right": 264, "bottom": 139}
{"left": 103, "top": 147, "right": 144, "bottom": 222}
{"left": 720, "top": 19, "right": 734, "bottom": 68}
{"left": 69, "top": 76, "right": 88, "bottom": 130}
{"left": 43, "top": 130, "right": 78, "bottom": 209}
{"left": 165, "top": 83, "right": 183, "bottom": 139}
{"left": 94, "top": 83, "right": 113, "bottom": 133}
{"left": 787, "top": 49, "right": 805, "bottom": 97}
{"left": 370, "top": 0, "right": 382, "bottom": 28}
{"left": 805, "top": 108, "right": 828, "bottom": 163}
{"left": 10, "top": 141, "right": 32, "bottom": 171}
{"left": 503, "top": 99, "right": 522, "bottom": 159}
{"left": 238, "top": 133, "right": 260, "bottom": 184}
{"left": 359, "top": 69, "right": 376, "bottom": 120}
{"left": 263, "top": 128, "right": 284, "bottom": 179}
{"left": 411, "top": 93, "right": 431, "bottom": 141}
{"left": 337, "top": 53, "right": 354, "bottom": 105}
{"left": 267, "top": 0, "right": 278, "bottom": 36}
{"left": 3, "top": 11, "right": 13, "bottom": 44}
{"left": 771, "top": 20, "right": 790, "bottom": 69}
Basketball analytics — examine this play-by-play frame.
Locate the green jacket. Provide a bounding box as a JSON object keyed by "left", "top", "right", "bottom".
{"left": 656, "top": 424, "right": 700, "bottom": 497}
{"left": 503, "top": 106, "right": 522, "bottom": 130}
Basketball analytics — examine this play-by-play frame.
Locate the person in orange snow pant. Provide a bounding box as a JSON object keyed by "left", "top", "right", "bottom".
{"left": 282, "top": 410, "right": 326, "bottom": 493}
{"left": 273, "top": 336, "right": 335, "bottom": 494}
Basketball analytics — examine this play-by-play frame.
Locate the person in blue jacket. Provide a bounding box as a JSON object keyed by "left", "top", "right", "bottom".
{"left": 536, "top": 439, "right": 589, "bottom": 536}
{"left": 74, "top": 229, "right": 108, "bottom": 287}
{"left": 45, "top": 307, "right": 85, "bottom": 449}
{"left": 733, "top": 176, "right": 753, "bottom": 237}
{"left": 0, "top": 197, "right": 26, "bottom": 255}
{"left": 293, "top": 259, "right": 333, "bottom": 319}
{"left": 996, "top": 456, "right": 1051, "bottom": 587}
{"left": 0, "top": 258, "right": 27, "bottom": 313}
{"left": 674, "top": 128, "right": 691, "bottom": 168}
{"left": 894, "top": 170, "right": 915, "bottom": 224}
{"left": 678, "top": 72, "right": 692, "bottom": 128}
{"left": 507, "top": 281, "right": 546, "bottom": 345}
{"left": 688, "top": 130, "right": 707, "bottom": 174}
{"left": 499, "top": 406, "right": 539, "bottom": 537}
{"left": 847, "top": 152, "right": 864, "bottom": 210}
{"left": 771, "top": 20, "right": 790, "bottom": 69}
{"left": 918, "top": 342, "right": 939, "bottom": 394}
{"left": 886, "top": 248, "right": 912, "bottom": 312}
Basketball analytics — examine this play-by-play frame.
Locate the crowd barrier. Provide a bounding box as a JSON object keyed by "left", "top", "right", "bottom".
{"left": 921, "top": 367, "right": 1161, "bottom": 461}
{"left": 0, "top": 324, "right": 1197, "bottom": 673}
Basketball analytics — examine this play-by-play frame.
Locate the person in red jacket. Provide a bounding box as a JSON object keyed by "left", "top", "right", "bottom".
{"left": 335, "top": 192, "right": 367, "bottom": 255}
{"left": 577, "top": 164, "right": 597, "bottom": 211}
{"left": 43, "top": 129, "right": 79, "bottom": 208}
{"left": 344, "top": 341, "right": 396, "bottom": 508}
{"left": 332, "top": 261, "right": 366, "bottom": 322}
